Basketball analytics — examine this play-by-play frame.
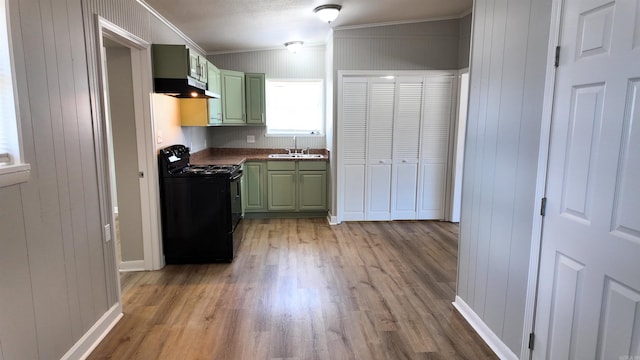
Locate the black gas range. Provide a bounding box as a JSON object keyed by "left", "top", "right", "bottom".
{"left": 158, "top": 145, "right": 243, "bottom": 263}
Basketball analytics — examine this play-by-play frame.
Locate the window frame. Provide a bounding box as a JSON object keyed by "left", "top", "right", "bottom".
{"left": 265, "top": 78, "right": 325, "bottom": 136}
{"left": 0, "top": 0, "right": 30, "bottom": 187}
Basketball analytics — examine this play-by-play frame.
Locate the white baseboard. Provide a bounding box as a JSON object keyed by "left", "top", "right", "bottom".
{"left": 119, "top": 260, "right": 145, "bottom": 272}
{"left": 453, "top": 296, "right": 518, "bottom": 360}
{"left": 61, "top": 303, "right": 123, "bottom": 360}
{"left": 326, "top": 210, "right": 340, "bottom": 225}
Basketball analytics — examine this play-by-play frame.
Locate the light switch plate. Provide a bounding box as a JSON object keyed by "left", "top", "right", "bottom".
{"left": 104, "top": 224, "right": 112, "bottom": 242}
{"left": 247, "top": 135, "right": 255, "bottom": 143}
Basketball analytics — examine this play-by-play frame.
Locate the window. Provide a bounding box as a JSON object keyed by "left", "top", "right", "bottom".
{"left": 0, "top": 0, "right": 29, "bottom": 187}
{"left": 266, "top": 79, "right": 323, "bottom": 135}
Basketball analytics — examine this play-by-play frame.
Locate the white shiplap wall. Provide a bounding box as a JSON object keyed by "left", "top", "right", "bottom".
{"left": 207, "top": 46, "right": 327, "bottom": 149}
{"left": 456, "top": 0, "right": 552, "bottom": 356}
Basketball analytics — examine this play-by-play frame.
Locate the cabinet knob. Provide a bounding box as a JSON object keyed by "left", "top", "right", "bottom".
{"left": 402, "top": 160, "right": 407, "bottom": 163}
{"left": 379, "top": 160, "right": 384, "bottom": 164}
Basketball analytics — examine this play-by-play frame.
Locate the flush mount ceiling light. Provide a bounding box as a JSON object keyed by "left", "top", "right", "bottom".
{"left": 284, "top": 41, "right": 304, "bottom": 53}
{"left": 313, "top": 4, "right": 342, "bottom": 23}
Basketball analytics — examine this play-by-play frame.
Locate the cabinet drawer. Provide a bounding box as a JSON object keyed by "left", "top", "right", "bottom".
{"left": 267, "top": 161, "right": 296, "bottom": 171}
{"left": 298, "top": 161, "right": 326, "bottom": 171}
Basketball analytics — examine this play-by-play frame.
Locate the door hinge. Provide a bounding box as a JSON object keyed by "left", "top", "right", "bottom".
{"left": 554, "top": 46, "right": 560, "bottom": 68}
{"left": 540, "top": 197, "right": 547, "bottom": 216}
{"left": 528, "top": 332, "right": 535, "bottom": 350}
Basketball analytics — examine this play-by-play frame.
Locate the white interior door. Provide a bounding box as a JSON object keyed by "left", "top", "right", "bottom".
{"left": 366, "top": 80, "right": 395, "bottom": 221}
{"left": 417, "top": 75, "right": 453, "bottom": 219}
{"left": 392, "top": 79, "right": 423, "bottom": 220}
{"left": 534, "top": 0, "right": 640, "bottom": 358}
{"left": 340, "top": 79, "right": 368, "bottom": 221}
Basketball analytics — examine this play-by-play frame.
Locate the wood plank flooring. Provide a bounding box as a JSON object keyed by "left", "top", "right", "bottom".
{"left": 89, "top": 218, "right": 497, "bottom": 359}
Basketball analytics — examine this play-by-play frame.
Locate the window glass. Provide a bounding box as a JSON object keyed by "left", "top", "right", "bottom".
{"left": 0, "top": 0, "right": 19, "bottom": 166}
{"left": 266, "top": 79, "right": 323, "bottom": 135}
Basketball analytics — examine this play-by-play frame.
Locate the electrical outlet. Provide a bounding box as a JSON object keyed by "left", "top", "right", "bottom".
{"left": 247, "top": 135, "right": 255, "bottom": 143}
{"left": 157, "top": 130, "right": 164, "bottom": 144}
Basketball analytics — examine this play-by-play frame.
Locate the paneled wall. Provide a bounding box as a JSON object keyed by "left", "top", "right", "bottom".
{"left": 333, "top": 20, "right": 461, "bottom": 72}
{"left": 0, "top": 0, "right": 113, "bottom": 358}
{"left": 456, "top": 0, "right": 552, "bottom": 355}
{"left": 0, "top": 0, "right": 205, "bottom": 358}
{"left": 207, "top": 47, "right": 326, "bottom": 149}
{"left": 458, "top": 13, "right": 472, "bottom": 69}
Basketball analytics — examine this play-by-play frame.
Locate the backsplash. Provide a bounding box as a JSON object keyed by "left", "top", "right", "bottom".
{"left": 207, "top": 126, "right": 326, "bottom": 150}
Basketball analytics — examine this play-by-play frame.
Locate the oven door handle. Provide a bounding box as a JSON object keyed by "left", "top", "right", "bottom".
{"left": 230, "top": 172, "right": 243, "bottom": 182}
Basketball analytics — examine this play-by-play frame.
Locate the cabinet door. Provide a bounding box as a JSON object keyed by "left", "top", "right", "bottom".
{"left": 245, "top": 73, "right": 266, "bottom": 125}
{"left": 220, "top": 70, "right": 246, "bottom": 124}
{"left": 188, "top": 49, "right": 199, "bottom": 79}
{"left": 198, "top": 56, "right": 208, "bottom": 83}
{"left": 207, "top": 62, "right": 221, "bottom": 96}
{"left": 242, "top": 162, "right": 266, "bottom": 211}
{"left": 207, "top": 63, "right": 222, "bottom": 125}
{"left": 298, "top": 171, "right": 326, "bottom": 211}
{"left": 267, "top": 171, "right": 296, "bottom": 211}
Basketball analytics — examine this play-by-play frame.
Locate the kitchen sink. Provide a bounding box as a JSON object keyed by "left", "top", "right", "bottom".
{"left": 268, "top": 153, "right": 325, "bottom": 159}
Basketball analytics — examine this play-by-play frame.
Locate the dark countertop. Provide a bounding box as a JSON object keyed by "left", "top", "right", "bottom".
{"left": 190, "top": 148, "right": 329, "bottom": 166}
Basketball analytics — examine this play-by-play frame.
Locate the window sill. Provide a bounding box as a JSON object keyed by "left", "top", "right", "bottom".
{"left": 0, "top": 163, "right": 31, "bottom": 188}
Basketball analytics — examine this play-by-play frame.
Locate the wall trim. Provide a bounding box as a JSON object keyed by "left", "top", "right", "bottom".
{"left": 60, "top": 303, "right": 123, "bottom": 360}
{"left": 453, "top": 296, "right": 518, "bottom": 360}
{"left": 135, "top": 0, "right": 206, "bottom": 55}
{"left": 525, "top": 0, "right": 564, "bottom": 358}
{"left": 119, "top": 260, "right": 145, "bottom": 272}
{"left": 334, "top": 13, "right": 470, "bottom": 32}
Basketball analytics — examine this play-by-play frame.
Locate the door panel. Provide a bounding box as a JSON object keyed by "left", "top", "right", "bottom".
{"left": 343, "top": 164, "right": 366, "bottom": 220}
{"left": 534, "top": 0, "right": 640, "bottom": 358}
{"left": 392, "top": 163, "right": 418, "bottom": 219}
{"left": 366, "top": 163, "right": 392, "bottom": 221}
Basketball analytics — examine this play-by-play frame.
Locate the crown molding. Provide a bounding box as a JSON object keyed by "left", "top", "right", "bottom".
{"left": 136, "top": 0, "right": 207, "bottom": 55}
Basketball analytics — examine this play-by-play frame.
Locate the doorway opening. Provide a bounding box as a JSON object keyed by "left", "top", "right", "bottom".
{"left": 96, "top": 19, "right": 164, "bottom": 276}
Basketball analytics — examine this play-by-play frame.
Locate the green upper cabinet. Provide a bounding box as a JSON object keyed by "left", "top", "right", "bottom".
{"left": 207, "top": 63, "right": 222, "bottom": 125}
{"left": 220, "top": 69, "right": 246, "bottom": 124}
{"left": 152, "top": 44, "right": 189, "bottom": 79}
{"left": 245, "top": 73, "right": 266, "bottom": 125}
{"left": 185, "top": 48, "right": 207, "bottom": 83}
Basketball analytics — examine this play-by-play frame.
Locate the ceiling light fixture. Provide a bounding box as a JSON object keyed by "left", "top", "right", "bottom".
{"left": 313, "top": 4, "right": 342, "bottom": 23}
{"left": 284, "top": 41, "right": 304, "bottom": 53}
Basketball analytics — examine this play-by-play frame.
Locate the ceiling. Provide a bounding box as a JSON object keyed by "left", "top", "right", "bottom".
{"left": 142, "top": 0, "right": 473, "bottom": 54}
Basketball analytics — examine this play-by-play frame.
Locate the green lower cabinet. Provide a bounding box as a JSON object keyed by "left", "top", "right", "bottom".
{"left": 268, "top": 171, "right": 297, "bottom": 211}
{"left": 244, "top": 160, "right": 327, "bottom": 216}
{"left": 242, "top": 162, "right": 266, "bottom": 211}
{"left": 298, "top": 171, "right": 327, "bottom": 211}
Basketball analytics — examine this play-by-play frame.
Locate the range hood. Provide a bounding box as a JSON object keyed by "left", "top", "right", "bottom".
{"left": 154, "top": 77, "right": 220, "bottom": 99}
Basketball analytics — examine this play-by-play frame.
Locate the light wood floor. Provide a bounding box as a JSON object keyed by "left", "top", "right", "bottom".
{"left": 89, "top": 218, "right": 497, "bottom": 359}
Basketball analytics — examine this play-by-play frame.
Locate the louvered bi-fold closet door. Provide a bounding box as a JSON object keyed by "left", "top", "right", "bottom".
{"left": 366, "top": 80, "right": 395, "bottom": 221}
{"left": 418, "top": 75, "right": 454, "bottom": 219}
{"left": 392, "top": 78, "right": 424, "bottom": 220}
{"left": 340, "top": 78, "right": 368, "bottom": 221}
